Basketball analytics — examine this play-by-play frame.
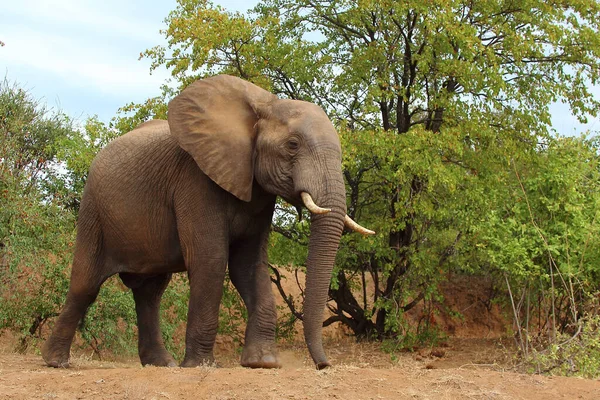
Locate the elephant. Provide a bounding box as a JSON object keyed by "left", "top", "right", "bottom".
{"left": 41, "top": 74, "right": 373, "bottom": 370}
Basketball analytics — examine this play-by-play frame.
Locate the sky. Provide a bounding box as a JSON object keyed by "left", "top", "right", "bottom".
{"left": 1, "top": 0, "right": 257, "bottom": 123}
{"left": 1, "top": 0, "right": 598, "bottom": 134}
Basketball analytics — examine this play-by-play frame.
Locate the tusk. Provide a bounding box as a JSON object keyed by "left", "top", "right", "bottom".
{"left": 301, "top": 192, "right": 331, "bottom": 214}
{"left": 345, "top": 215, "right": 376, "bottom": 235}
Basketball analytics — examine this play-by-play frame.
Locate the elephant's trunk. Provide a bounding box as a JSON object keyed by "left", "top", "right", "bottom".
{"left": 302, "top": 185, "right": 346, "bottom": 369}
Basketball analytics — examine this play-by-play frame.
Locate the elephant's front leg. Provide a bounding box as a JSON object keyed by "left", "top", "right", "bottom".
{"left": 229, "top": 234, "right": 280, "bottom": 368}
{"left": 181, "top": 258, "right": 228, "bottom": 367}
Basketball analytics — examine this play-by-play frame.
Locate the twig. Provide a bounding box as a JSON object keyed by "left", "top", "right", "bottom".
{"left": 505, "top": 273, "right": 526, "bottom": 355}
{"left": 269, "top": 264, "right": 303, "bottom": 321}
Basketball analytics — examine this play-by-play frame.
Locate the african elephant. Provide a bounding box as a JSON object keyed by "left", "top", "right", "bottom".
{"left": 41, "top": 75, "right": 373, "bottom": 370}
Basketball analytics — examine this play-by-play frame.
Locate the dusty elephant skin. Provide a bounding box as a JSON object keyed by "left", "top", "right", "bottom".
{"left": 41, "top": 75, "right": 372, "bottom": 370}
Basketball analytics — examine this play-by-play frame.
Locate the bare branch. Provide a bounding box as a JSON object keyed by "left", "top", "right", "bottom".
{"left": 269, "top": 264, "right": 303, "bottom": 321}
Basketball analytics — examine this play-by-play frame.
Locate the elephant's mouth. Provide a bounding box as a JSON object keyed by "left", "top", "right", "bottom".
{"left": 300, "top": 192, "right": 374, "bottom": 235}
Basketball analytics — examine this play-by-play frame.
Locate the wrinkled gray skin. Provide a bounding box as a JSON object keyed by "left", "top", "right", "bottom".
{"left": 42, "top": 75, "right": 346, "bottom": 369}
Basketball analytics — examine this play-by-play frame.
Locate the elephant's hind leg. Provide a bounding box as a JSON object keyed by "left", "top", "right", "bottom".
{"left": 42, "top": 246, "right": 107, "bottom": 367}
{"left": 120, "top": 273, "right": 176, "bottom": 367}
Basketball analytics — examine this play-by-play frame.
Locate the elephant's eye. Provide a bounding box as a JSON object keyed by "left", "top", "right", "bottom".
{"left": 287, "top": 139, "right": 300, "bottom": 151}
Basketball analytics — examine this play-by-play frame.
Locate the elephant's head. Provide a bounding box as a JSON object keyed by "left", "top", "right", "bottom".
{"left": 167, "top": 75, "right": 373, "bottom": 369}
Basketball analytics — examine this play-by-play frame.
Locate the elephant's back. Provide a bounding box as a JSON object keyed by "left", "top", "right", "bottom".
{"left": 94, "top": 120, "right": 174, "bottom": 166}
{"left": 89, "top": 120, "right": 186, "bottom": 189}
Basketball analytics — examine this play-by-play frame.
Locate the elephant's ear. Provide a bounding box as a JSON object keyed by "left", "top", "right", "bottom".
{"left": 168, "top": 75, "right": 276, "bottom": 202}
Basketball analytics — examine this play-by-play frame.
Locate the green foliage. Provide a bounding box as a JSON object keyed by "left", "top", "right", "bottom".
{"left": 528, "top": 314, "right": 600, "bottom": 378}
{"left": 112, "top": 96, "right": 169, "bottom": 135}
{"left": 474, "top": 135, "right": 600, "bottom": 365}
{"left": 478, "top": 136, "right": 600, "bottom": 284}
{"left": 218, "top": 279, "right": 248, "bottom": 347}
{"left": 0, "top": 79, "right": 77, "bottom": 350}
{"left": 0, "top": 195, "right": 74, "bottom": 348}
{"left": 157, "top": 274, "right": 190, "bottom": 358}
{"left": 79, "top": 277, "right": 137, "bottom": 357}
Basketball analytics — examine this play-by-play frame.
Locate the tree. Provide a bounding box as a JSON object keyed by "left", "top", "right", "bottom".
{"left": 0, "top": 79, "right": 72, "bottom": 195}
{"left": 0, "top": 79, "right": 78, "bottom": 348}
{"left": 137, "top": 0, "right": 600, "bottom": 342}
{"left": 477, "top": 135, "right": 600, "bottom": 363}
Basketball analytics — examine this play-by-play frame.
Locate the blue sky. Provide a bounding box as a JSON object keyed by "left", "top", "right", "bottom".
{"left": 1, "top": 0, "right": 598, "bottom": 134}
{"left": 1, "top": 0, "right": 257, "bottom": 123}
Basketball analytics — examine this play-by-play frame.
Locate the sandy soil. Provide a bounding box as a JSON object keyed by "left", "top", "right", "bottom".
{"left": 2, "top": 273, "right": 597, "bottom": 399}
{"left": 1, "top": 339, "right": 599, "bottom": 400}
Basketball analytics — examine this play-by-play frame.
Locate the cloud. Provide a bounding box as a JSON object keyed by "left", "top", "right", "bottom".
{"left": 2, "top": 25, "right": 169, "bottom": 99}
{"left": 3, "top": 0, "right": 165, "bottom": 43}
{"left": 0, "top": 0, "right": 173, "bottom": 105}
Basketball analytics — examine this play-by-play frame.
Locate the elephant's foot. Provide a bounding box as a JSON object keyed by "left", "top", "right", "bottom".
{"left": 41, "top": 338, "right": 71, "bottom": 368}
{"left": 140, "top": 349, "right": 177, "bottom": 367}
{"left": 180, "top": 353, "right": 216, "bottom": 368}
{"left": 240, "top": 342, "right": 281, "bottom": 369}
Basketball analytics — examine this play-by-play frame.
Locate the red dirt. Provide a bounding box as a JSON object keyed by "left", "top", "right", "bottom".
{"left": 1, "top": 339, "right": 599, "bottom": 400}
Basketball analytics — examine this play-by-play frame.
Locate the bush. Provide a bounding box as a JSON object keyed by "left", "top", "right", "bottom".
{"left": 528, "top": 314, "right": 600, "bottom": 378}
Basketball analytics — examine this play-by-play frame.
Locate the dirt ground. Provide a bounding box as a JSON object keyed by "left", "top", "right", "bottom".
{"left": 1, "top": 338, "right": 599, "bottom": 400}
{"left": 2, "top": 275, "right": 599, "bottom": 399}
